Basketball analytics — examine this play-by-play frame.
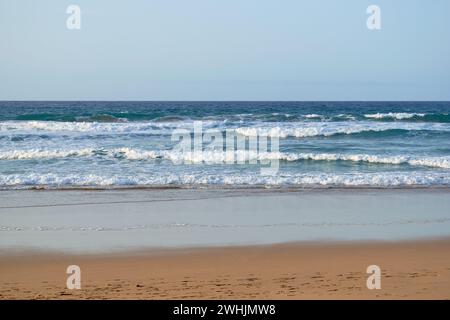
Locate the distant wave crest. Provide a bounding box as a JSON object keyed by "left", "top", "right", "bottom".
{"left": 6, "top": 111, "right": 450, "bottom": 123}
{"left": 234, "top": 122, "right": 450, "bottom": 138}
{"left": 364, "top": 112, "right": 426, "bottom": 120}
{"left": 2, "top": 120, "right": 449, "bottom": 139}
{"left": 364, "top": 112, "right": 450, "bottom": 122}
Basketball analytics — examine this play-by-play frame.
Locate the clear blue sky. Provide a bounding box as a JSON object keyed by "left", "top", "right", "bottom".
{"left": 1, "top": 0, "right": 449, "bottom": 100}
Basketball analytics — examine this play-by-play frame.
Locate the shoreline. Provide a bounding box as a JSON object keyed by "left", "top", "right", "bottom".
{"left": 2, "top": 188, "right": 450, "bottom": 252}
{"left": 1, "top": 239, "right": 450, "bottom": 299}
{"left": 2, "top": 184, "right": 450, "bottom": 192}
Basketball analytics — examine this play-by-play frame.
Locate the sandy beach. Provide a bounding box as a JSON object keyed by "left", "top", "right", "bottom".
{"left": 1, "top": 188, "right": 450, "bottom": 299}
{"left": 1, "top": 239, "right": 450, "bottom": 299}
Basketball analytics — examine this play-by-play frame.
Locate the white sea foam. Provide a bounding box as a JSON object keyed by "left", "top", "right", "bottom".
{"left": 2, "top": 147, "right": 450, "bottom": 169}
{"left": 336, "top": 114, "right": 356, "bottom": 120}
{"left": 0, "top": 148, "right": 95, "bottom": 160}
{"left": 234, "top": 121, "right": 449, "bottom": 138}
{"left": 273, "top": 153, "right": 450, "bottom": 169}
{"left": 117, "top": 149, "right": 450, "bottom": 169}
{"left": 364, "top": 112, "right": 426, "bottom": 120}
{"left": 1, "top": 120, "right": 449, "bottom": 138}
{"left": 0, "top": 120, "right": 218, "bottom": 135}
{"left": 1, "top": 171, "right": 449, "bottom": 188}
{"left": 303, "top": 114, "right": 322, "bottom": 119}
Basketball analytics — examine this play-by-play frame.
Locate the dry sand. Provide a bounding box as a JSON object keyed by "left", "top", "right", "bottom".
{"left": 1, "top": 239, "right": 450, "bottom": 300}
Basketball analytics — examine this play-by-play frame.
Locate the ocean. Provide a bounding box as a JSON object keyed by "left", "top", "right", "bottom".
{"left": 1, "top": 101, "right": 450, "bottom": 189}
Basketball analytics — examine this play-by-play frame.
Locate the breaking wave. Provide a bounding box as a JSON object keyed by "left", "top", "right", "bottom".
{"left": 1, "top": 147, "right": 450, "bottom": 169}
{"left": 1, "top": 171, "right": 450, "bottom": 189}
{"left": 364, "top": 112, "right": 450, "bottom": 122}
{"left": 2, "top": 120, "right": 450, "bottom": 139}
{"left": 233, "top": 122, "right": 450, "bottom": 138}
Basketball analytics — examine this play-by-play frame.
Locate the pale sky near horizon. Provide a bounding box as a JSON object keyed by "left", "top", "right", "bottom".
{"left": 1, "top": 0, "right": 449, "bottom": 101}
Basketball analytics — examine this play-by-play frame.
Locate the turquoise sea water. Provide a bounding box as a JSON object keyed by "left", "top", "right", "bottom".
{"left": 1, "top": 101, "right": 450, "bottom": 189}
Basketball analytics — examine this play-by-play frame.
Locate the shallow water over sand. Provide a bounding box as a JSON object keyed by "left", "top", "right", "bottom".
{"left": 1, "top": 189, "right": 450, "bottom": 253}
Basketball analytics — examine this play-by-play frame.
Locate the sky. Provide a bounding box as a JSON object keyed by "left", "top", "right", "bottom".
{"left": 0, "top": 0, "right": 449, "bottom": 101}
